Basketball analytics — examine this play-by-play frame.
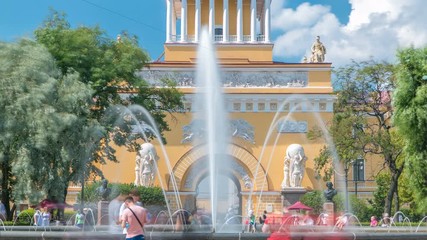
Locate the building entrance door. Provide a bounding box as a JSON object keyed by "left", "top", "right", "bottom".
{"left": 195, "top": 175, "right": 241, "bottom": 224}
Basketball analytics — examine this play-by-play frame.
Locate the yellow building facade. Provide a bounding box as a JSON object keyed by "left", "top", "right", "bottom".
{"left": 100, "top": 0, "right": 338, "bottom": 216}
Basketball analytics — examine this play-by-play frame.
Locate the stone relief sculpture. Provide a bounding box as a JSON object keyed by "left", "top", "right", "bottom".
{"left": 281, "top": 144, "right": 307, "bottom": 188}
{"left": 310, "top": 36, "right": 326, "bottom": 63}
{"left": 181, "top": 119, "right": 255, "bottom": 144}
{"left": 135, "top": 143, "right": 159, "bottom": 187}
{"left": 139, "top": 70, "right": 308, "bottom": 88}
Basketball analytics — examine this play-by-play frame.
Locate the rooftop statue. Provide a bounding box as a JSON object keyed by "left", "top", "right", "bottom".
{"left": 310, "top": 36, "right": 326, "bottom": 63}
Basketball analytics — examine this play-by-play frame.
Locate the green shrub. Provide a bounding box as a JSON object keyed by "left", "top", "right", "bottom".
{"left": 15, "top": 208, "right": 35, "bottom": 225}
{"left": 300, "top": 190, "right": 324, "bottom": 214}
{"left": 77, "top": 182, "right": 165, "bottom": 206}
{"left": 349, "top": 195, "right": 370, "bottom": 222}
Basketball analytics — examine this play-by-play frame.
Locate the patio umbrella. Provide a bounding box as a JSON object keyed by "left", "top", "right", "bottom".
{"left": 287, "top": 201, "right": 312, "bottom": 211}
{"left": 38, "top": 199, "right": 73, "bottom": 209}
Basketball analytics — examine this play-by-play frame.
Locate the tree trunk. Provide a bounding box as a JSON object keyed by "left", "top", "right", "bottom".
{"left": 394, "top": 185, "right": 400, "bottom": 213}
{"left": 1, "top": 151, "right": 12, "bottom": 221}
{"left": 385, "top": 170, "right": 401, "bottom": 216}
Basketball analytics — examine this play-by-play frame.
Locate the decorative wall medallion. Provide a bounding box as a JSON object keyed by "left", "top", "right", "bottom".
{"left": 277, "top": 121, "right": 308, "bottom": 133}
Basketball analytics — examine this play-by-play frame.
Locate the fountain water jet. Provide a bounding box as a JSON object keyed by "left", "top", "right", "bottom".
{"left": 193, "top": 29, "right": 232, "bottom": 232}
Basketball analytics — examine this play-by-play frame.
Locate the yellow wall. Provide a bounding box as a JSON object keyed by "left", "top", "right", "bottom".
{"left": 164, "top": 44, "right": 273, "bottom": 63}
{"left": 102, "top": 110, "right": 333, "bottom": 192}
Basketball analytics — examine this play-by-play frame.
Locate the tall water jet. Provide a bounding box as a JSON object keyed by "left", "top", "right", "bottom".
{"left": 193, "top": 29, "right": 231, "bottom": 232}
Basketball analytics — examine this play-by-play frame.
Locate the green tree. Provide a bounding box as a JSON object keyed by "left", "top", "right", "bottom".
{"left": 0, "top": 40, "right": 102, "bottom": 220}
{"left": 311, "top": 60, "right": 404, "bottom": 217}
{"left": 34, "top": 10, "right": 183, "bottom": 144}
{"left": 31, "top": 10, "right": 184, "bottom": 211}
{"left": 393, "top": 46, "right": 427, "bottom": 213}
{"left": 368, "top": 172, "right": 390, "bottom": 218}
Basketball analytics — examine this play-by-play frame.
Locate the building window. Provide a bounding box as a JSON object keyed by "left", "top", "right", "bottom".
{"left": 246, "top": 103, "right": 253, "bottom": 111}
{"left": 270, "top": 103, "right": 277, "bottom": 111}
{"left": 353, "top": 158, "right": 365, "bottom": 181}
{"left": 184, "top": 102, "right": 192, "bottom": 112}
{"left": 283, "top": 103, "right": 289, "bottom": 111}
{"left": 258, "top": 103, "right": 265, "bottom": 111}
{"left": 215, "top": 27, "right": 223, "bottom": 41}
{"left": 233, "top": 103, "right": 241, "bottom": 111}
{"left": 319, "top": 103, "right": 327, "bottom": 111}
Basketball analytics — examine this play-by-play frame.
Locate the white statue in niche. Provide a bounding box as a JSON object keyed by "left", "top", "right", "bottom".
{"left": 135, "top": 143, "right": 159, "bottom": 187}
{"left": 281, "top": 144, "right": 307, "bottom": 188}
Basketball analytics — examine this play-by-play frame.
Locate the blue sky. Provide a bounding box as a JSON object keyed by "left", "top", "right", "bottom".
{"left": 1, "top": 0, "right": 426, "bottom": 66}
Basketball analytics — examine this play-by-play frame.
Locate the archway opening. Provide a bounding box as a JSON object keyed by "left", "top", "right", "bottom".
{"left": 195, "top": 173, "right": 242, "bottom": 224}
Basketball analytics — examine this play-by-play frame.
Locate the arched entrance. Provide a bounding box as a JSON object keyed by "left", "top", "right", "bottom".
{"left": 168, "top": 143, "right": 269, "bottom": 218}
{"left": 195, "top": 167, "right": 242, "bottom": 222}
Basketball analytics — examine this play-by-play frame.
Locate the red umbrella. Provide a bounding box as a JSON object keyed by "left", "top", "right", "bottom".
{"left": 287, "top": 201, "right": 313, "bottom": 211}
{"left": 38, "top": 199, "right": 72, "bottom": 209}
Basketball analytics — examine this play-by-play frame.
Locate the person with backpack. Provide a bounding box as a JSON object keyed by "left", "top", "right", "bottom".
{"left": 121, "top": 196, "right": 147, "bottom": 240}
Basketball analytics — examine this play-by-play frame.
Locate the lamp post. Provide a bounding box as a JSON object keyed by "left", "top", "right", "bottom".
{"left": 344, "top": 160, "right": 354, "bottom": 213}
{"left": 344, "top": 163, "right": 349, "bottom": 212}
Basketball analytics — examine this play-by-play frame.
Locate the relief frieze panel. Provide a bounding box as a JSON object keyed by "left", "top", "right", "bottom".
{"left": 139, "top": 70, "right": 308, "bottom": 88}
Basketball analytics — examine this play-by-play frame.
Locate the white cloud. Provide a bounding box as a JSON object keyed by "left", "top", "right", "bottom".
{"left": 272, "top": 0, "right": 427, "bottom": 67}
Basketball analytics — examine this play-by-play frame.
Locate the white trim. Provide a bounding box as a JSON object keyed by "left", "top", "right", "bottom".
{"left": 166, "top": 0, "right": 172, "bottom": 43}
{"left": 250, "top": 0, "right": 257, "bottom": 42}
{"left": 144, "top": 66, "right": 332, "bottom": 72}
{"left": 264, "top": 0, "right": 271, "bottom": 43}
{"left": 195, "top": 0, "right": 201, "bottom": 42}
{"left": 182, "top": 93, "right": 337, "bottom": 113}
{"left": 209, "top": 0, "right": 215, "bottom": 38}
{"left": 180, "top": 0, "right": 187, "bottom": 42}
{"left": 223, "top": 0, "right": 229, "bottom": 42}
{"left": 237, "top": 0, "right": 243, "bottom": 42}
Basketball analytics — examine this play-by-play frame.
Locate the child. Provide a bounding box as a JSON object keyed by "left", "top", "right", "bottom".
{"left": 370, "top": 216, "right": 378, "bottom": 227}
{"left": 336, "top": 212, "right": 348, "bottom": 231}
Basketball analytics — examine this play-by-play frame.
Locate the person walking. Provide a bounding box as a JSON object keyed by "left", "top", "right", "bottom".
{"left": 121, "top": 196, "right": 147, "bottom": 240}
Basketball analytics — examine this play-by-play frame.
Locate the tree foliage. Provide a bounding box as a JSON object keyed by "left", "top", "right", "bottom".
{"left": 393, "top": 46, "right": 427, "bottom": 213}
{"left": 0, "top": 40, "right": 103, "bottom": 219}
{"left": 79, "top": 181, "right": 165, "bottom": 206}
{"left": 311, "top": 59, "right": 404, "bottom": 216}
{"left": 34, "top": 10, "right": 184, "bottom": 144}
{"left": 0, "top": 10, "right": 183, "bottom": 219}
{"left": 300, "top": 191, "right": 324, "bottom": 214}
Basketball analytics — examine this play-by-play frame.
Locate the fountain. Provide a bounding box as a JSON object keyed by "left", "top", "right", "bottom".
{"left": 2, "top": 30, "right": 427, "bottom": 240}
{"left": 193, "top": 28, "right": 231, "bottom": 232}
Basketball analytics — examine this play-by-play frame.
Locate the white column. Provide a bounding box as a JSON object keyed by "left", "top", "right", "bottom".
{"left": 250, "top": 0, "right": 256, "bottom": 42}
{"left": 180, "top": 0, "right": 187, "bottom": 42}
{"left": 223, "top": 0, "right": 229, "bottom": 42}
{"left": 209, "top": 0, "right": 215, "bottom": 38}
{"left": 237, "top": 0, "right": 243, "bottom": 42}
{"left": 166, "top": 0, "right": 172, "bottom": 42}
{"left": 172, "top": 8, "right": 176, "bottom": 38}
{"left": 264, "top": 0, "right": 271, "bottom": 42}
{"left": 195, "top": 0, "right": 201, "bottom": 42}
